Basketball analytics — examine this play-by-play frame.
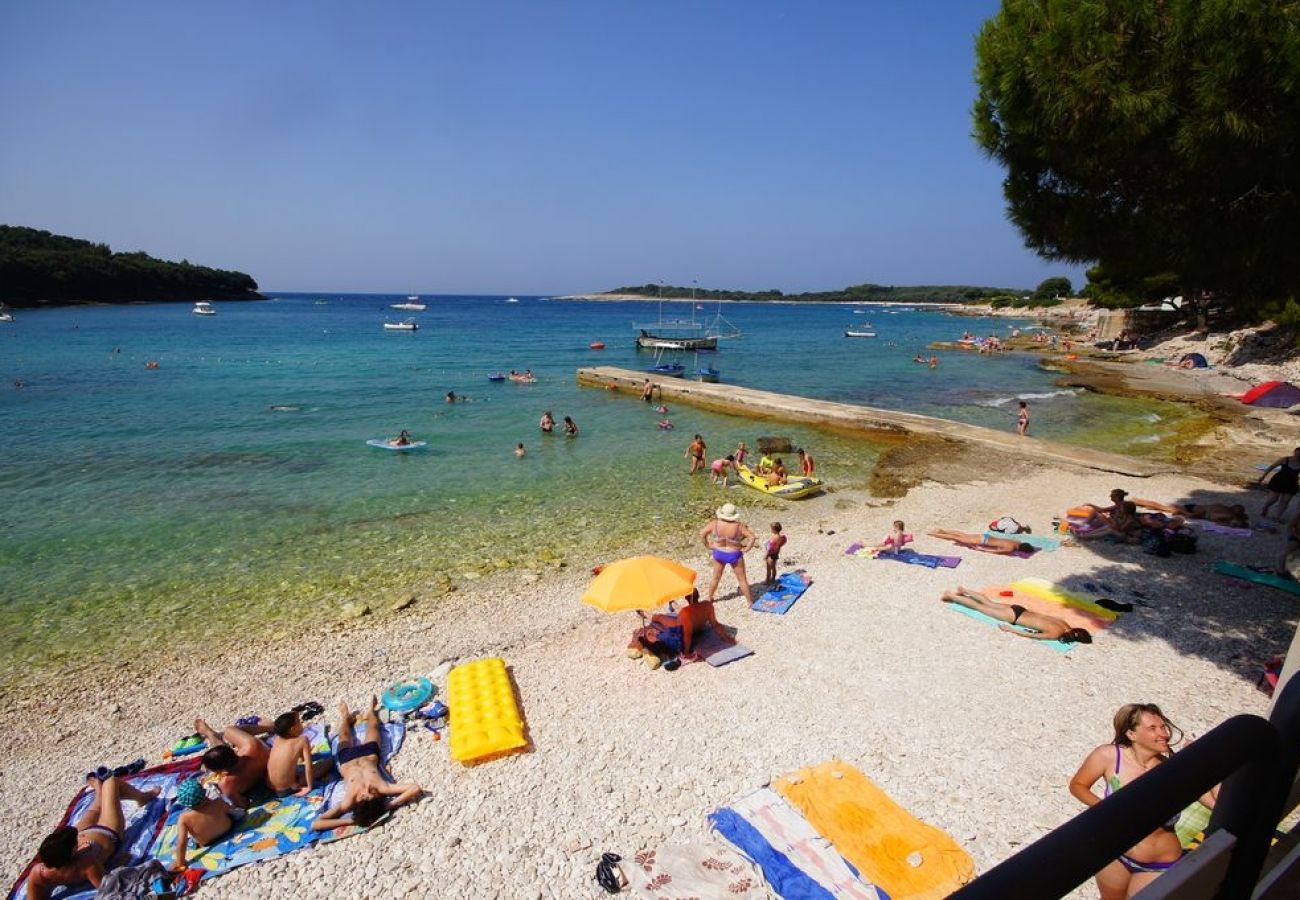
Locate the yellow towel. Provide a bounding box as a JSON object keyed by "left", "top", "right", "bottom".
{"left": 773, "top": 760, "right": 975, "bottom": 900}
{"left": 1011, "top": 577, "right": 1119, "bottom": 620}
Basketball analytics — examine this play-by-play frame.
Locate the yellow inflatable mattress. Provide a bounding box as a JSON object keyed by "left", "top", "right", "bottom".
{"left": 1011, "top": 577, "right": 1119, "bottom": 620}
{"left": 447, "top": 657, "right": 528, "bottom": 764}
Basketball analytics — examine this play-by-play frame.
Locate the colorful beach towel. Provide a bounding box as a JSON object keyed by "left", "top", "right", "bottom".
{"left": 621, "top": 843, "right": 768, "bottom": 898}
{"left": 990, "top": 586, "right": 1114, "bottom": 633}
{"left": 1214, "top": 561, "right": 1300, "bottom": 596}
{"left": 753, "top": 571, "right": 813, "bottom": 615}
{"left": 710, "top": 786, "right": 886, "bottom": 899}
{"left": 6, "top": 757, "right": 202, "bottom": 900}
{"left": 941, "top": 597, "right": 1076, "bottom": 653}
{"left": 846, "top": 543, "right": 961, "bottom": 569}
{"left": 153, "top": 721, "right": 405, "bottom": 882}
{"left": 984, "top": 532, "right": 1061, "bottom": 551}
{"left": 1011, "top": 577, "right": 1119, "bottom": 620}
{"left": 773, "top": 761, "right": 975, "bottom": 900}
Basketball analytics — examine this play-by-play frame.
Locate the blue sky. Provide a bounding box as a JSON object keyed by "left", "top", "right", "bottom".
{"left": 0, "top": 1, "right": 1084, "bottom": 294}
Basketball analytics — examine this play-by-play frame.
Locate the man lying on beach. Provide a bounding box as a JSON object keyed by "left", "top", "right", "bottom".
{"left": 267, "top": 710, "right": 333, "bottom": 796}
{"left": 25, "top": 775, "right": 160, "bottom": 898}
{"left": 312, "top": 698, "right": 423, "bottom": 831}
{"left": 169, "top": 776, "right": 239, "bottom": 873}
{"left": 927, "top": 528, "right": 1035, "bottom": 555}
{"left": 1133, "top": 499, "right": 1250, "bottom": 529}
{"left": 194, "top": 716, "right": 272, "bottom": 808}
{"left": 941, "top": 587, "right": 1092, "bottom": 643}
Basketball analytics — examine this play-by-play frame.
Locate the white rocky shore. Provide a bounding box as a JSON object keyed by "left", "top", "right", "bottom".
{"left": 1, "top": 466, "right": 1289, "bottom": 899}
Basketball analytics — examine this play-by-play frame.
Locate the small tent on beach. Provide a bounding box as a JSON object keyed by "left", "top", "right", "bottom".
{"left": 1241, "top": 381, "right": 1300, "bottom": 408}
{"left": 1179, "top": 352, "right": 1209, "bottom": 368}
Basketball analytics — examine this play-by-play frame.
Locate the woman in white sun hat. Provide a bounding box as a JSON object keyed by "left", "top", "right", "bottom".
{"left": 698, "top": 503, "right": 757, "bottom": 607}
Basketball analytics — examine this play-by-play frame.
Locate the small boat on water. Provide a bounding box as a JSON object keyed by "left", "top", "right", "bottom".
{"left": 487, "top": 372, "right": 507, "bottom": 382}
{"left": 844, "top": 329, "right": 876, "bottom": 338}
{"left": 0, "top": 311, "right": 13, "bottom": 323}
{"left": 366, "top": 438, "right": 428, "bottom": 451}
{"left": 646, "top": 362, "right": 685, "bottom": 378}
{"left": 384, "top": 320, "right": 419, "bottom": 331}
{"left": 391, "top": 295, "right": 426, "bottom": 311}
{"left": 505, "top": 297, "right": 520, "bottom": 303}
{"left": 192, "top": 302, "right": 216, "bottom": 316}
{"left": 692, "top": 366, "right": 720, "bottom": 383}
{"left": 734, "top": 462, "right": 824, "bottom": 499}
{"left": 589, "top": 341, "right": 605, "bottom": 350}
{"left": 509, "top": 371, "right": 537, "bottom": 383}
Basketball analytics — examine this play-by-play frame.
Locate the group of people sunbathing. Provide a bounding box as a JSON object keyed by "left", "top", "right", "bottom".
{"left": 25, "top": 699, "right": 422, "bottom": 898}
{"left": 1071, "top": 488, "right": 1248, "bottom": 545}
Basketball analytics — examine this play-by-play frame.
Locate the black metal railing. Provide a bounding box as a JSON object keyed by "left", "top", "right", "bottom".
{"left": 951, "top": 677, "right": 1300, "bottom": 900}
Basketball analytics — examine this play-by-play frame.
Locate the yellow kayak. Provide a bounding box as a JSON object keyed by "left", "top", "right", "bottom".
{"left": 734, "top": 463, "right": 824, "bottom": 499}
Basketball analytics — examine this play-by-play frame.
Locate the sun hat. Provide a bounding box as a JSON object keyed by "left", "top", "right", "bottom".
{"left": 716, "top": 503, "right": 741, "bottom": 522}
{"left": 175, "top": 777, "right": 204, "bottom": 810}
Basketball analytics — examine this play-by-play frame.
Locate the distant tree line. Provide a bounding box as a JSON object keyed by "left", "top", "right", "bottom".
{"left": 605, "top": 282, "right": 1030, "bottom": 304}
{"left": 0, "top": 225, "right": 260, "bottom": 307}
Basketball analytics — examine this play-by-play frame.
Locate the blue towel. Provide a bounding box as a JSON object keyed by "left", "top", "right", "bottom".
{"left": 985, "top": 532, "right": 1061, "bottom": 551}
{"left": 752, "top": 572, "right": 813, "bottom": 615}
{"left": 709, "top": 807, "right": 838, "bottom": 900}
{"left": 942, "top": 602, "right": 1075, "bottom": 653}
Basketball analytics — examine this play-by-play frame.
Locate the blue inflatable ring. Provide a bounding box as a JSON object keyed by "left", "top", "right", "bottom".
{"left": 382, "top": 677, "right": 434, "bottom": 713}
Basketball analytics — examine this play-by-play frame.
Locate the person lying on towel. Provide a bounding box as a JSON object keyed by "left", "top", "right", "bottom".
{"left": 927, "top": 528, "right": 1035, "bottom": 555}
{"left": 25, "top": 775, "right": 160, "bottom": 899}
{"left": 311, "top": 698, "right": 423, "bottom": 831}
{"left": 941, "top": 587, "right": 1092, "bottom": 643}
{"left": 629, "top": 589, "right": 734, "bottom": 667}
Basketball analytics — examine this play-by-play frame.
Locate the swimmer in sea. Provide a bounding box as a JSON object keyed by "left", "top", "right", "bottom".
{"left": 445, "top": 391, "right": 456, "bottom": 403}
{"left": 393, "top": 430, "right": 412, "bottom": 447}
{"left": 515, "top": 442, "right": 525, "bottom": 457}
{"left": 562, "top": 416, "right": 579, "bottom": 436}
{"left": 539, "top": 410, "right": 555, "bottom": 433}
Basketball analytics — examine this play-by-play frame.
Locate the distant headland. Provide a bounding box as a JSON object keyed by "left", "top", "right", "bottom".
{"left": 562, "top": 282, "right": 1029, "bottom": 304}
{"left": 0, "top": 225, "right": 260, "bottom": 308}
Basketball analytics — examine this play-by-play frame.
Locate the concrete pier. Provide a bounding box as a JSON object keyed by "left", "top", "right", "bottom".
{"left": 577, "top": 366, "right": 1171, "bottom": 477}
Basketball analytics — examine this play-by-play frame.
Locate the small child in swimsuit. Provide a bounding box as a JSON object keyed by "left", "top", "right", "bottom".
{"left": 734, "top": 442, "right": 748, "bottom": 467}
{"left": 875, "top": 520, "right": 913, "bottom": 555}
{"left": 765, "top": 522, "right": 787, "bottom": 583}
{"left": 171, "top": 777, "right": 238, "bottom": 872}
{"left": 711, "top": 455, "right": 735, "bottom": 486}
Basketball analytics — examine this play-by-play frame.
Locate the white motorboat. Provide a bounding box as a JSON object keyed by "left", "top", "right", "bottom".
{"left": 0, "top": 312, "right": 13, "bottom": 323}
{"left": 192, "top": 302, "right": 216, "bottom": 316}
{"left": 391, "top": 295, "right": 426, "bottom": 311}
{"left": 505, "top": 297, "right": 519, "bottom": 303}
{"left": 384, "top": 320, "right": 419, "bottom": 331}
{"left": 844, "top": 329, "right": 876, "bottom": 338}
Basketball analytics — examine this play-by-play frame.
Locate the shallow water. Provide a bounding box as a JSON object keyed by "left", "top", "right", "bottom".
{"left": 0, "top": 295, "right": 1201, "bottom": 679}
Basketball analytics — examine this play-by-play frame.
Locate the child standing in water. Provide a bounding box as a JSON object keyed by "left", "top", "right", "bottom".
{"left": 1017, "top": 400, "right": 1030, "bottom": 436}
{"left": 734, "top": 441, "right": 748, "bottom": 467}
{"left": 764, "top": 522, "right": 787, "bottom": 583}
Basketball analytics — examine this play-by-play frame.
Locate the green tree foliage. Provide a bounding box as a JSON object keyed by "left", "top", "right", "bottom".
{"left": 973, "top": 0, "right": 1300, "bottom": 321}
{"left": 1032, "top": 276, "right": 1072, "bottom": 301}
{"left": 0, "top": 225, "right": 259, "bottom": 307}
{"left": 606, "top": 283, "right": 1025, "bottom": 304}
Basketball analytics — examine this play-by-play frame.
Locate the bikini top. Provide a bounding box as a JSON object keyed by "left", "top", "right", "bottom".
{"left": 713, "top": 521, "right": 743, "bottom": 548}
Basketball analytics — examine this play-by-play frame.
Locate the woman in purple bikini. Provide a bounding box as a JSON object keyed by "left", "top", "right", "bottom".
{"left": 698, "top": 503, "right": 756, "bottom": 607}
{"left": 1068, "top": 703, "right": 1218, "bottom": 899}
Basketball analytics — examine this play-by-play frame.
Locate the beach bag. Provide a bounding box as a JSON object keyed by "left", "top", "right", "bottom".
{"left": 1142, "top": 529, "right": 1171, "bottom": 557}
{"left": 1167, "top": 530, "right": 1198, "bottom": 554}
{"left": 989, "top": 516, "right": 1030, "bottom": 534}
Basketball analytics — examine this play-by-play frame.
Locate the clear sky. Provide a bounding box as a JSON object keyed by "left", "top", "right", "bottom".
{"left": 0, "top": 1, "right": 1084, "bottom": 295}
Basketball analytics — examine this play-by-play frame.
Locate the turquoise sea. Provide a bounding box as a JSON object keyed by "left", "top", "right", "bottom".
{"left": 0, "top": 295, "right": 1197, "bottom": 681}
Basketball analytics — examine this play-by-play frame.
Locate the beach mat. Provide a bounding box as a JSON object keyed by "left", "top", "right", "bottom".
{"left": 692, "top": 629, "right": 754, "bottom": 667}
{"left": 1196, "top": 521, "right": 1254, "bottom": 537}
{"left": 710, "top": 786, "right": 886, "bottom": 899}
{"left": 153, "top": 721, "right": 405, "bottom": 881}
{"left": 942, "top": 597, "right": 1076, "bottom": 653}
{"left": 6, "top": 757, "right": 203, "bottom": 900}
{"left": 1011, "top": 577, "right": 1120, "bottom": 620}
{"left": 1214, "top": 561, "right": 1300, "bottom": 595}
{"left": 846, "top": 543, "right": 961, "bottom": 569}
{"left": 773, "top": 760, "right": 976, "bottom": 900}
{"left": 752, "top": 571, "right": 813, "bottom": 615}
{"left": 984, "top": 532, "right": 1061, "bottom": 551}
{"left": 620, "top": 843, "right": 769, "bottom": 899}
{"left": 992, "top": 586, "right": 1115, "bottom": 633}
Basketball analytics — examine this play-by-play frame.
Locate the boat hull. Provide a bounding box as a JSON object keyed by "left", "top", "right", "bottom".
{"left": 734, "top": 463, "right": 824, "bottom": 499}
{"left": 636, "top": 331, "right": 718, "bottom": 351}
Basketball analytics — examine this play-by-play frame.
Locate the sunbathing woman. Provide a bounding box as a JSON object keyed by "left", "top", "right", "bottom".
{"left": 941, "top": 587, "right": 1091, "bottom": 643}
{"left": 1069, "top": 703, "right": 1217, "bottom": 899}
{"left": 927, "top": 528, "right": 1035, "bottom": 555}
{"left": 1133, "top": 499, "right": 1249, "bottom": 529}
{"left": 25, "top": 775, "right": 160, "bottom": 898}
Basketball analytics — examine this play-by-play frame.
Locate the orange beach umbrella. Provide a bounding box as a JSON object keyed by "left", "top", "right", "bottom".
{"left": 581, "top": 555, "right": 698, "bottom": 613}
